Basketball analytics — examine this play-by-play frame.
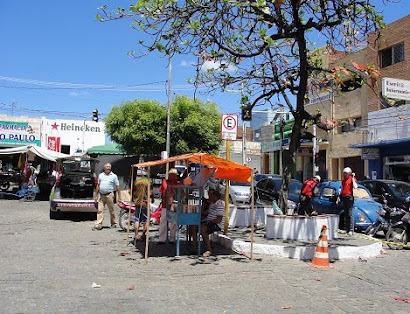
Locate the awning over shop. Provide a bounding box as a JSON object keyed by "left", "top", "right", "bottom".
{"left": 86, "top": 143, "right": 128, "bottom": 155}
{"left": 0, "top": 145, "right": 69, "bottom": 161}
{"left": 133, "top": 152, "right": 252, "bottom": 183}
{"left": 351, "top": 138, "right": 410, "bottom": 149}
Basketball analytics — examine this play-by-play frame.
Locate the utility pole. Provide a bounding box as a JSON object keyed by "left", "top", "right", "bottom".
{"left": 241, "top": 81, "right": 247, "bottom": 166}
{"left": 312, "top": 124, "right": 318, "bottom": 176}
{"left": 165, "top": 56, "right": 172, "bottom": 179}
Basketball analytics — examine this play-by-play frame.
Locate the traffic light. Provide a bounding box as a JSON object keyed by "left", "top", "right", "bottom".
{"left": 92, "top": 109, "right": 99, "bottom": 122}
{"left": 241, "top": 106, "right": 252, "bottom": 121}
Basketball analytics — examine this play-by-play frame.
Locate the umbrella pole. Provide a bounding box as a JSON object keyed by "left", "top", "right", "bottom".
{"left": 250, "top": 173, "right": 255, "bottom": 260}
{"left": 144, "top": 166, "right": 151, "bottom": 264}
{"left": 126, "top": 166, "right": 134, "bottom": 247}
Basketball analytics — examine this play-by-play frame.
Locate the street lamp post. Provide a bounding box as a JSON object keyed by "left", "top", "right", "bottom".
{"left": 165, "top": 56, "right": 172, "bottom": 179}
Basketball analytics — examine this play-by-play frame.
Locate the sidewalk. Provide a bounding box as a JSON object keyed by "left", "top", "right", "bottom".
{"left": 136, "top": 223, "right": 384, "bottom": 260}
{"left": 215, "top": 226, "right": 384, "bottom": 260}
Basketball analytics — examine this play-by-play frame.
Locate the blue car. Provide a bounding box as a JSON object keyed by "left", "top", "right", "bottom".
{"left": 311, "top": 181, "right": 382, "bottom": 231}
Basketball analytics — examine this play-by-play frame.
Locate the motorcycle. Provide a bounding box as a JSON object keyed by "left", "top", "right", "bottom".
{"left": 365, "top": 197, "right": 406, "bottom": 237}
{"left": 385, "top": 198, "right": 410, "bottom": 250}
{"left": 117, "top": 200, "right": 161, "bottom": 232}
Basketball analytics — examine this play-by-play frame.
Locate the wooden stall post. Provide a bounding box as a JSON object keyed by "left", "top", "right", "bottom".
{"left": 144, "top": 166, "right": 151, "bottom": 264}
{"left": 250, "top": 172, "right": 255, "bottom": 260}
{"left": 125, "top": 166, "right": 134, "bottom": 247}
{"left": 224, "top": 140, "right": 231, "bottom": 235}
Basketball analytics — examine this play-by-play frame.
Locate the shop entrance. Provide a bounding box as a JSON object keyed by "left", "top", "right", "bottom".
{"left": 384, "top": 156, "right": 410, "bottom": 181}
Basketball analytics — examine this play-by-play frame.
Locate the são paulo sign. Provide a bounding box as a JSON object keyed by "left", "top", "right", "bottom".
{"left": 0, "top": 120, "right": 41, "bottom": 146}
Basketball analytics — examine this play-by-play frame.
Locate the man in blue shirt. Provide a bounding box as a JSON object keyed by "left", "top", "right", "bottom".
{"left": 93, "top": 163, "right": 121, "bottom": 230}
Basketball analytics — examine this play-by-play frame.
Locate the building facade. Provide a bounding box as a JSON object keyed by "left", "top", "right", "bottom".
{"left": 352, "top": 15, "right": 410, "bottom": 180}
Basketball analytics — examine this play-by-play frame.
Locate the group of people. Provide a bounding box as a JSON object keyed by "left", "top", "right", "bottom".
{"left": 92, "top": 162, "right": 358, "bottom": 255}
{"left": 299, "top": 167, "right": 357, "bottom": 234}
{"left": 93, "top": 164, "right": 224, "bottom": 256}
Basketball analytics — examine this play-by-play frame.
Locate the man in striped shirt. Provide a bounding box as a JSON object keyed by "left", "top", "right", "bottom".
{"left": 198, "top": 189, "right": 225, "bottom": 257}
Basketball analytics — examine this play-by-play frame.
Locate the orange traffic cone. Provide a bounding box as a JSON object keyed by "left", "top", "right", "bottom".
{"left": 309, "top": 225, "right": 333, "bottom": 269}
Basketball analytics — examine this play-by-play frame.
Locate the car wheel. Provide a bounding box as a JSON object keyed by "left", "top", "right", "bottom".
{"left": 23, "top": 191, "right": 36, "bottom": 202}
{"left": 0, "top": 182, "right": 10, "bottom": 191}
{"left": 119, "top": 210, "right": 134, "bottom": 232}
{"left": 229, "top": 195, "right": 233, "bottom": 204}
{"left": 49, "top": 209, "right": 61, "bottom": 220}
{"left": 386, "top": 227, "right": 407, "bottom": 250}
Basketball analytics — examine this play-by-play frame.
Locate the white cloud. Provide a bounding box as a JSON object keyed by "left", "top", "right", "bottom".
{"left": 200, "top": 60, "right": 237, "bottom": 73}
{"left": 69, "top": 91, "right": 90, "bottom": 97}
{"left": 180, "top": 60, "right": 195, "bottom": 67}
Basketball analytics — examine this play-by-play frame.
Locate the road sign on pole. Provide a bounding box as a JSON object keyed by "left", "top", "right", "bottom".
{"left": 221, "top": 114, "right": 238, "bottom": 141}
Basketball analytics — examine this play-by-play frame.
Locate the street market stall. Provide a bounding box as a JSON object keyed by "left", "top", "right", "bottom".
{"left": 0, "top": 145, "right": 69, "bottom": 197}
{"left": 131, "top": 153, "right": 253, "bottom": 262}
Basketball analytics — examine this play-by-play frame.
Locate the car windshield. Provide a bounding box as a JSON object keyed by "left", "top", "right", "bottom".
{"left": 353, "top": 188, "right": 372, "bottom": 199}
{"left": 230, "top": 181, "right": 251, "bottom": 187}
{"left": 386, "top": 182, "right": 410, "bottom": 198}
{"left": 270, "top": 179, "right": 302, "bottom": 194}
{"left": 290, "top": 181, "right": 303, "bottom": 194}
{"left": 62, "top": 160, "right": 92, "bottom": 173}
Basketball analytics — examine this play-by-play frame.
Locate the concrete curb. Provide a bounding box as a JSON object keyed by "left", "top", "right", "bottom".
{"left": 215, "top": 234, "right": 384, "bottom": 260}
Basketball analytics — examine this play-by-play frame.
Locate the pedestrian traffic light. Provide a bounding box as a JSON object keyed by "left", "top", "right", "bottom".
{"left": 241, "top": 106, "right": 252, "bottom": 121}
{"left": 92, "top": 109, "right": 99, "bottom": 122}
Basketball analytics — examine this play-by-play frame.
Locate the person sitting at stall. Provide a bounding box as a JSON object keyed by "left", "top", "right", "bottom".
{"left": 191, "top": 188, "right": 225, "bottom": 257}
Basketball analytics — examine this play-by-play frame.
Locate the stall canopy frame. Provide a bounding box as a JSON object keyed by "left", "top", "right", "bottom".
{"left": 131, "top": 152, "right": 256, "bottom": 262}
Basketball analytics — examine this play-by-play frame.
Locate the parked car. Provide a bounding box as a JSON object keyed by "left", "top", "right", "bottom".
{"left": 254, "top": 177, "right": 303, "bottom": 209}
{"left": 219, "top": 180, "right": 251, "bottom": 205}
{"left": 360, "top": 180, "right": 410, "bottom": 210}
{"left": 49, "top": 156, "right": 99, "bottom": 219}
{"left": 311, "top": 181, "right": 382, "bottom": 231}
{"left": 254, "top": 173, "right": 281, "bottom": 183}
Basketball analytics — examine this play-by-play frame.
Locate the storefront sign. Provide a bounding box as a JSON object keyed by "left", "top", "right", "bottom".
{"left": 0, "top": 120, "right": 41, "bottom": 146}
{"left": 261, "top": 139, "right": 289, "bottom": 153}
{"left": 51, "top": 121, "right": 102, "bottom": 133}
{"left": 305, "top": 81, "right": 333, "bottom": 105}
{"left": 382, "top": 77, "right": 410, "bottom": 101}
{"left": 361, "top": 148, "right": 380, "bottom": 160}
{"left": 47, "top": 136, "right": 61, "bottom": 152}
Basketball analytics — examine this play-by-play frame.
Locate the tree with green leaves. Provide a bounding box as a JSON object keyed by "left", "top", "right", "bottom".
{"left": 104, "top": 96, "right": 221, "bottom": 156}
{"left": 98, "top": 0, "right": 391, "bottom": 212}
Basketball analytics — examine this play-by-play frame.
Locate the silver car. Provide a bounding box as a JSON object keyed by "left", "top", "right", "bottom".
{"left": 219, "top": 181, "right": 251, "bottom": 205}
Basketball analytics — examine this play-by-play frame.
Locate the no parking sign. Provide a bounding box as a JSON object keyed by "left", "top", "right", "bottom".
{"left": 221, "top": 114, "right": 238, "bottom": 141}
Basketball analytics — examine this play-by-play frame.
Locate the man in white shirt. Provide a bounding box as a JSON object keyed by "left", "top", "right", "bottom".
{"left": 93, "top": 163, "right": 121, "bottom": 230}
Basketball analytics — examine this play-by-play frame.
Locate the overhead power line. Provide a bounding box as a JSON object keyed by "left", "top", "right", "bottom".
{"left": 0, "top": 75, "right": 205, "bottom": 92}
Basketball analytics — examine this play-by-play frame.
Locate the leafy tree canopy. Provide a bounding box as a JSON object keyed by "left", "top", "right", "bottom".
{"left": 99, "top": 0, "right": 392, "bottom": 211}
{"left": 104, "top": 96, "right": 221, "bottom": 156}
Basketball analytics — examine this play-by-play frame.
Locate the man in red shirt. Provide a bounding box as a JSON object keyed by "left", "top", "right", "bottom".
{"left": 340, "top": 167, "right": 358, "bottom": 235}
{"left": 298, "top": 175, "right": 321, "bottom": 215}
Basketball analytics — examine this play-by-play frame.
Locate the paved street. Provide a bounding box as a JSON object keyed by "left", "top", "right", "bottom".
{"left": 1, "top": 200, "right": 410, "bottom": 314}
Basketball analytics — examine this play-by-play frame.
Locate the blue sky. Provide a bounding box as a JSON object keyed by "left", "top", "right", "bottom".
{"left": 0, "top": 0, "right": 409, "bottom": 122}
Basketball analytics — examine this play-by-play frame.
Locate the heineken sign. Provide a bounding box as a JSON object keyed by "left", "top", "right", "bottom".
{"left": 50, "top": 121, "right": 102, "bottom": 133}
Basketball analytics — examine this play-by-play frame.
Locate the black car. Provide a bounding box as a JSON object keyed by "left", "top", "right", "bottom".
{"left": 360, "top": 180, "right": 410, "bottom": 209}
{"left": 254, "top": 173, "right": 281, "bottom": 183}
{"left": 255, "top": 177, "right": 302, "bottom": 205}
